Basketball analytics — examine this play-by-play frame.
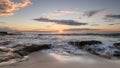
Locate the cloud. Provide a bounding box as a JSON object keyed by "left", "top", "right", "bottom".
{"left": 43, "top": 9, "right": 107, "bottom": 18}
{"left": 33, "top": 17, "right": 87, "bottom": 26}
{"left": 56, "top": 9, "right": 81, "bottom": 14}
{"left": 83, "top": 9, "right": 106, "bottom": 17}
{"left": 64, "top": 28, "right": 99, "bottom": 31}
{"left": 56, "top": 9, "right": 106, "bottom": 17}
{"left": 108, "top": 23, "right": 120, "bottom": 25}
{"left": 105, "top": 14, "right": 120, "bottom": 19}
{"left": 108, "top": 24, "right": 115, "bottom": 25}
{"left": 90, "top": 24, "right": 100, "bottom": 26}
{"left": 0, "top": 0, "right": 31, "bottom": 16}
{"left": 42, "top": 9, "right": 82, "bottom": 18}
{"left": 42, "top": 11, "right": 65, "bottom": 18}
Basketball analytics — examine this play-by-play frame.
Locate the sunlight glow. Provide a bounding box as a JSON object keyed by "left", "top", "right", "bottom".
{"left": 58, "top": 30, "right": 64, "bottom": 34}
{"left": 49, "top": 53, "right": 65, "bottom": 62}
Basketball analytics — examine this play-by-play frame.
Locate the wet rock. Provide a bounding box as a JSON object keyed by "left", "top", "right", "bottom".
{"left": 0, "top": 54, "right": 21, "bottom": 62}
{"left": 13, "top": 44, "right": 51, "bottom": 56}
{"left": 0, "top": 44, "right": 51, "bottom": 63}
{"left": 14, "top": 50, "right": 29, "bottom": 57}
{"left": 68, "top": 40, "right": 102, "bottom": 55}
{"left": 23, "top": 44, "right": 51, "bottom": 53}
{"left": 68, "top": 40, "right": 120, "bottom": 59}
{"left": 114, "top": 43, "right": 120, "bottom": 49}
{"left": 68, "top": 40, "right": 102, "bottom": 49}
{"left": 113, "top": 50, "right": 120, "bottom": 56}
{"left": 12, "top": 44, "right": 26, "bottom": 51}
{"left": 0, "top": 47, "right": 22, "bottom": 63}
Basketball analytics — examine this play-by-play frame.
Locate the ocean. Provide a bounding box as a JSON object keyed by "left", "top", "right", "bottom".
{"left": 0, "top": 32, "right": 120, "bottom": 67}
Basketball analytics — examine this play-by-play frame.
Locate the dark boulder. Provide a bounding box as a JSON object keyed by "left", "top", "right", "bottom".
{"left": 114, "top": 43, "right": 120, "bottom": 49}
{"left": 113, "top": 50, "right": 120, "bottom": 57}
{"left": 13, "top": 44, "right": 51, "bottom": 56}
{"left": 68, "top": 40, "right": 102, "bottom": 49}
{"left": 22, "top": 44, "right": 51, "bottom": 53}
{"left": 79, "top": 40, "right": 102, "bottom": 45}
{"left": 0, "top": 54, "right": 21, "bottom": 63}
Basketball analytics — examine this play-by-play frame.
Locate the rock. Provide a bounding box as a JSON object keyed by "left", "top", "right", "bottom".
{"left": 23, "top": 44, "right": 51, "bottom": 53}
{"left": 0, "top": 54, "right": 21, "bottom": 62}
{"left": 0, "top": 48, "right": 22, "bottom": 63}
{"left": 68, "top": 40, "right": 102, "bottom": 49}
{"left": 68, "top": 40, "right": 102, "bottom": 54}
{"left": 0, "top": 44, "right": 52, "bottom": 63}
{"left": 14, "top": 50, "right": 29, "bottom": 57}
{"left": 114, "top": 43, "right": 120, "bottom": 49}
{"left": 113, "top": 50, "right": 120, "bottom": 56}
{"left": 68, "top": 40, "right": 120, "bottom": 59}
{"left": 68, "top": 40, "right": 115, "bottom": 59}
{"left": 13, "top": 44, "right": 51, "bottom": 56}
{"left": 12, "top": 44, "right": 26, "bottom": 51}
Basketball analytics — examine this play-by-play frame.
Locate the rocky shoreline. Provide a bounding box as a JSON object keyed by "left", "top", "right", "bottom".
{"left": 0, "top": 40, "right": 120, "bottom": 66}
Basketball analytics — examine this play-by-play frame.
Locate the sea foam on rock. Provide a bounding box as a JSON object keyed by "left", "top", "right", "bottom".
{"left": 68, "top": 40, "right": 102, "bottom": 49}
{"left": 68, "top": 40, "right": 120, "bottom": 59}
{"left": 113, "top": 42, "right": 120, "bottom": 57}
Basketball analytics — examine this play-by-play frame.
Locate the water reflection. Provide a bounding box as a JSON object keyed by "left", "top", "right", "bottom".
{"left": 49, "top": 53, "right": 99, "bottom": 64}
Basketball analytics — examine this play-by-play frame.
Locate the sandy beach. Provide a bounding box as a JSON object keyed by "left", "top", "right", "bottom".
{"left": 1, "top": 51, "right": 120, "bottom": 68}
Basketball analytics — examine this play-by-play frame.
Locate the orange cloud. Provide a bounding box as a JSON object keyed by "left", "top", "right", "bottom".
{"left": 0, "top": 0, "right": 31, "bottom": 16}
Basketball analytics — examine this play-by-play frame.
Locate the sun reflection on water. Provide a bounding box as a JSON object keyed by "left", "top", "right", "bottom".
{"left": 49, "top": 53, "right": 99, "bottom": 64}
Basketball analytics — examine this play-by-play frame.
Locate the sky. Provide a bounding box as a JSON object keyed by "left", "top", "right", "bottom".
{"left": 0, "top": 0, "right": 120, "bottom": 33}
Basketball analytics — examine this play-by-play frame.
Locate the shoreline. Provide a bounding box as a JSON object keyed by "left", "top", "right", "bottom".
{"left": 1, "top": 51, "right": 120, "bottom": 68}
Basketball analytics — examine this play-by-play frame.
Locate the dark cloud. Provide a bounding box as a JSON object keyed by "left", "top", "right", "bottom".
{"left": 0, "top": 0, "right": 31, "bottom": 16}
{"left": 103, "top": 18, "right": 114, "bottom": 22}
{"left": 105, "top": 14, "right": 120, "bottom": 19}
{"left": 33, "top": 18, "right": 87, "bottom": 26}
{"left": 108, "top": 24, "right": 115, "bottom": 25}
{"left": 108, "top": 23, "right": 120, "bottom": 25}
{"left": 64, "top": 28, "right": 99, "bottom": 31}
{"left": 83, "top": 9, "right": 106, "bottom": 17}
